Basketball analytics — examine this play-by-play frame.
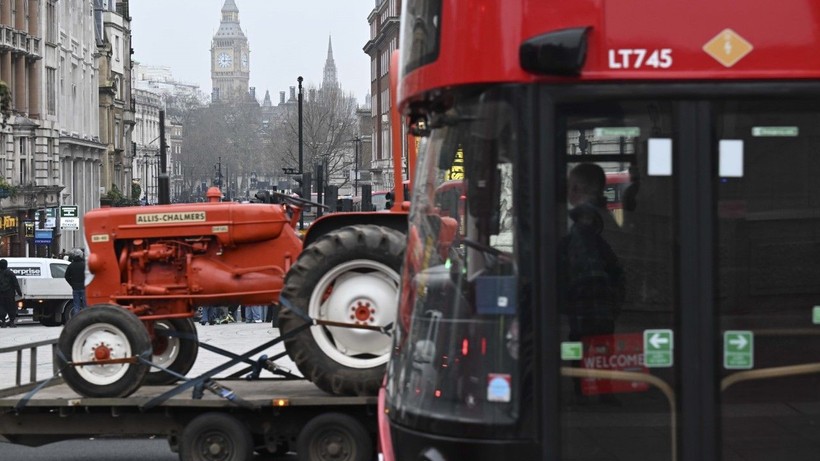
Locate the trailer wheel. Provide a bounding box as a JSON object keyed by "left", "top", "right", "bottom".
{"left": 144, "top": 318, "right": 199, "bottom": 386}
{"left": 179, "top": 412, "right": 253, "bottom": 461}
{"left": 57, "top": 305, "right": 151, "bottom": 398}
{"left": 280, "top": 225, "right": 404, "bottom": 396}
{"left": 297, "top": 413, "right": 373, "bottom": 461}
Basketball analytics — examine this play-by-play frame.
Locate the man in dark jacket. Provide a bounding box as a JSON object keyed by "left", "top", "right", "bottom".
{"left": 65, "top": 249, "right": 87, "bottom": 317}
{"left": 0, "top": 259, "right": 22, "bottom": 328}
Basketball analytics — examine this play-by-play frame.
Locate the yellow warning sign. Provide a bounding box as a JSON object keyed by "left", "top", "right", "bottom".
{"left": 446, "top": 148, "right": 464, "bottom": 180}
{"left": 703, "top": 29, "right": 753, "bottom": 68}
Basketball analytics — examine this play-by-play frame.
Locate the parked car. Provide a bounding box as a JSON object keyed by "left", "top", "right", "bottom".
{"left": 7, "top": 257, "right": 73, "bottom": 326}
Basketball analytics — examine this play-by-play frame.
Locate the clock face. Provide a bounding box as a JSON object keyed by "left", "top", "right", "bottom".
{"left": 217, "top": 52, "right": 232, "bottom": 68}
{"left": 241, "top": 53, "right": 248, "bottom": 69}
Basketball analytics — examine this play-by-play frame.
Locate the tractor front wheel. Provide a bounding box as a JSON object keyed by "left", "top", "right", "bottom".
{"left": 57, "top": 305, "right": 151, "bottom": 398}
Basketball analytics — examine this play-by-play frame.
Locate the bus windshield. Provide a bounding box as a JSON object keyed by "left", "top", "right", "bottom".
{"left": 387, "top": 88, "right": 530, "bottom": 439}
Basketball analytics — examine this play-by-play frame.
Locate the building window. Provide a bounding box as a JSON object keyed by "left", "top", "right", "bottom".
{"left": 381, "top": 125, "right": 390, "bottom": 162}
{"left": 114, "top": 121, "right": 121, "bottom": 149}
{"left": 46, "top": 1, "right": 58, "bottom": 43}
{"left": 18, "top": 138, "right": 28, "bottom": 185}
{"left": 380, "top": 88, "right": 390, "bottom": 116}
{"left": 115, "top": 36, "right": 120, "bottom": 61}
{"left": 47, "top": 138, "right": 54, "bottom": 180}
{"left": 46, "top": 68, "right": 56, "bottom": 115}
{"left": 380, "top": 50, "right": 389, "bottom": 77}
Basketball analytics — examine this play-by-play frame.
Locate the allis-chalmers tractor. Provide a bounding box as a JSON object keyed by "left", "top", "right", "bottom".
{"left": 57, "top": 187, "right": 407, "bottom": 398}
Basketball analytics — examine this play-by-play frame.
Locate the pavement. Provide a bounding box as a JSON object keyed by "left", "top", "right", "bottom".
{"left": 0, "top": 317, "right": 299, "bottom": 391}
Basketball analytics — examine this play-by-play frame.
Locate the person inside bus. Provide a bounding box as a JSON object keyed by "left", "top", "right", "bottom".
{"left": 561, "top": 163, "right": 625, "bottom": 348}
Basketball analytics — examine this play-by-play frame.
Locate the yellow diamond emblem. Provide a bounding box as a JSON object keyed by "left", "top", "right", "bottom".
{"left": 703, "top": 29, "right": 753, "bottom": 68}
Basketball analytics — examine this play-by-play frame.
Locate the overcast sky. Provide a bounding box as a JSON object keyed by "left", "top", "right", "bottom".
{"left": 128, "top": 0, "right": 375, "bottom": 104}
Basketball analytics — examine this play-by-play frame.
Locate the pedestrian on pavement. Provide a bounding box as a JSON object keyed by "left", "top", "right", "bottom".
{"left": 0, "top": 259, "right": 22, "bottom": 328}
{"left": 65, "top": 249, "right": 87, "bottom": 317}
{"left": 200, "top": 305, "right": 218, "bottom": 325}
{"left": 226, "top": 304, "right": 239, "bottom": 323}
{"left": 246, "top": 305, "right": 264, "bottom": 323}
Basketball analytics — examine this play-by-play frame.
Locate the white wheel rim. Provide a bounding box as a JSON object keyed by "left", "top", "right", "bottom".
{"left": 151, "top": 320, "right": 180, "bottom": 369}
{"left": 309, "top": 259, "right": 398, "bottom": 369}
{"left": 71, "top": 322, "right": 134, "bottom": 385}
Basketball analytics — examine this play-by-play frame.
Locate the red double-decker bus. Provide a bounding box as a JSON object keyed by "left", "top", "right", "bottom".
{"left": 381, "top": 1, "right": 820, "bottom": 460}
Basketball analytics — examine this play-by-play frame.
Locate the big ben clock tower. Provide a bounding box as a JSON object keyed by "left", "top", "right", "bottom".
{"left": 210, "top": 0, "right": 250, "bottom": 103}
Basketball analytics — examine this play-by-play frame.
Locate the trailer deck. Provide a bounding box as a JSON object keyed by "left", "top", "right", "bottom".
{"left": 0, "top": 334, "right": 378, "bottom": 460}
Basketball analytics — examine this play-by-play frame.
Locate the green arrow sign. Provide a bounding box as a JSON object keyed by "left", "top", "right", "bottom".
{"left": 724, "top": 331, "right": 753, "bottom": 370}
{"left": 561, "top": 342, "right": 583, "bottom": 361}
{"left": 643, "top": 329, "right": 673, "bottom": 368}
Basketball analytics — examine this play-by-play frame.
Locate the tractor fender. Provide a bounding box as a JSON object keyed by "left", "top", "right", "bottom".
{"left": 302, "top": 212, "right": 408, "bottom": 247}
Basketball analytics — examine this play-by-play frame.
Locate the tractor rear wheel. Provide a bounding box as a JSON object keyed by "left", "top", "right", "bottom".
{"left": 144, "top": 318, "right": 198, "bottom": 386}
{"left": 279, "top": 225, "right": 404, "bottom": 396}
{"left": 57, "top": 305, "right": 151, "bottom": 398}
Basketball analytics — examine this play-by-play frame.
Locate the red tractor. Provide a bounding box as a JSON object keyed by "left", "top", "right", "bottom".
{"left": 58, "top": 186, "right": 407, "bottom": 398}
{"left": 59, "top": 52, "right": 417, "bottom": 399}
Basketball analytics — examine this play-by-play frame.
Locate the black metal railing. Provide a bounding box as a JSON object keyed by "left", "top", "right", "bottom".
{"left": 0, "top": 338, "right": 61, "bottom": 398}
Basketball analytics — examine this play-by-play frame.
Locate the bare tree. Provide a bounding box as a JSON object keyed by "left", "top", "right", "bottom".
{"left": 265, "top": 85, "right": 359, "bottom": 191}
{"left": 179, "top": 94, "right": 267, "bottom": 200}
{"left": 165, "top": 89, "right": 207, "bottom": 120}
{"left": 181, "top": 107, "right": 226, "bottom": 196}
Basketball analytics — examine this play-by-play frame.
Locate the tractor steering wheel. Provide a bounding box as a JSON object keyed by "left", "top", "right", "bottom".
{"left": 271, "top": 191, "right": 329, "bottom": 210}
{"left": 458, "top": 237, "right": 513, "bottom": 264}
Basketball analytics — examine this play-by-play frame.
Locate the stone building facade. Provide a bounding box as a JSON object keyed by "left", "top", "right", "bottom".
{"left": 364, "top": 0, "right": 400, "bottom": 191}
{"left": 95, "top": 0, "right": 134, "bottom": 200}
{"left": 131, "top": 87, "right": 163, "bottom": 205}
{"left": 0, "top": 0, "right": 108, "bottom": 256}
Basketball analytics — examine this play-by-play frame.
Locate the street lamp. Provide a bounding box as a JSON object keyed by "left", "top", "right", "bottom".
{"left": 214, "top": 156, "right": 223, "bottom": 188}
{"left": 352, "top": 136, "right": 361, "bottom": 196}
{"left": 297, "top": 76, "right": 304, "bottom": 182}
{"left": 297, "top": 76, "right": 305, "bottom": 229}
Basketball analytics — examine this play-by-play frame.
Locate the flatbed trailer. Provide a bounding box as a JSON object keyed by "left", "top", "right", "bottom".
{"left": 0, "top": 337, "right": 378, "bottom": 461}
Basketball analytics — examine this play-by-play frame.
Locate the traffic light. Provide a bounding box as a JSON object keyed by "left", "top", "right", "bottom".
{"left": 293, "top": 172, "right": 311, "bottom": 199}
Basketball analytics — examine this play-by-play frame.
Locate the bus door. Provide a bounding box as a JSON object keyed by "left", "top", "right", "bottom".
{"left": 556, "top": 100, "right": 678, "bottom": 461}
{"left": 714, "top": 98, "right": 820, "bottom": 461}
{"left": 551, "top": 92, "right": 820, "bottom": 461}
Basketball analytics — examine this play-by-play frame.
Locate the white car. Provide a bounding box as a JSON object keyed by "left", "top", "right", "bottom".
{"left": 6, "top": 257, "right": 74, "bottom": 326}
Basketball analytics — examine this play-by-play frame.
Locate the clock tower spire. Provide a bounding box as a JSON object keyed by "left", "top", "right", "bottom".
{"left": 210, "top": 0, "right": 250, "bottom": 103}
